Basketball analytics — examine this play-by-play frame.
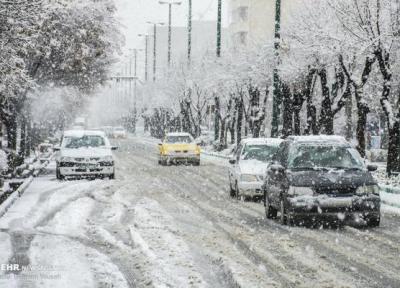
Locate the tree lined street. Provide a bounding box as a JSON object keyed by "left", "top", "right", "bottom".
{"left": 0, "top": 136, "right": 399, "bottom": 287}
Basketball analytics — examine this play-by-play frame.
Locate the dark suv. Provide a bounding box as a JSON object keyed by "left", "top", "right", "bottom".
{"left": 263, "top": 136, "right": 380, "bottom": 227}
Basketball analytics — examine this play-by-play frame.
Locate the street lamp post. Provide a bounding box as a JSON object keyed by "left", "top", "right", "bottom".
{"left": 216, "top": 0, "right": 222, "bottom": 57}
{"left": 147, "top": 21, "right": 165, "bottom": 82}
{"left": 188, "top": 0, "right": 192, "bottom": 64}
{"left": 271, "top": 0, "right": 282, "bottom": 138}
{"left": 138, "top": 34, "right": 150, "bottom": 81}
{"left": 159, "top": 1, "right": 182, "bottom": 66}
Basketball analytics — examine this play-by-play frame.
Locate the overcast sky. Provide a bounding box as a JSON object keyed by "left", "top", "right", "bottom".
{"left": 115, "top": 0, "right": 228, "bottom": 57}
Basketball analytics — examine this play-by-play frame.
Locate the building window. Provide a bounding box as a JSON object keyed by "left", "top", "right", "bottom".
{"left": 238, "top": 6, "right": 248, "bottom": 22}
{"left": 238, "top": 32, "right": 247, "bottom": 45}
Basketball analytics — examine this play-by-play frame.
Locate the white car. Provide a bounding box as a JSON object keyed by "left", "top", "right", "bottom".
{"left": 228, "top": 138, "right": 283, "bottom": 200}
{"left": 113, "top": 127, "right": 127, "bottom": 139}
{"left": 55, "top": 130, "right": 117, "bottom": 179}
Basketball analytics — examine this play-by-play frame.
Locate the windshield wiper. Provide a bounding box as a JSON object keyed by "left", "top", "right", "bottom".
{"left": 290, "top": 167, "right": 319, "bottom": 171}
{"left": 328, "top": 166, "right": 362, "bottom": 171}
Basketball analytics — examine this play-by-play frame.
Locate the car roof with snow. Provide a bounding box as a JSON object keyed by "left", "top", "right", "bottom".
{"left": 241, "top": 138, "right": 283, "bottom": 146}
{"left": 63, "top": 130, "right": 106, "bottom": 138}
{"left": 287, "top": 135, "right": 350, "bottom": 146}
{"left": 166, "top": 132, "right": 192, "bottom": 137}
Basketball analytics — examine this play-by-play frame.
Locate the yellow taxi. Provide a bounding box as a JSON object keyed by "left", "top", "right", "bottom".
{"left": 158, "top": 132, "right": 201, "bottom": 166}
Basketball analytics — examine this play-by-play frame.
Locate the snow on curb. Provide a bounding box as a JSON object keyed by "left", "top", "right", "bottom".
{"left": 0, "top": 176, "right": 33, "bottom": 218}
{"left": 380, "top": 185, "right": 400, "bottom": 195}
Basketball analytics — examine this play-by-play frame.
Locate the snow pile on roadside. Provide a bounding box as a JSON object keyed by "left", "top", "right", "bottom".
{"left": 130, "top": 198, "right": 205, "bottom": 287}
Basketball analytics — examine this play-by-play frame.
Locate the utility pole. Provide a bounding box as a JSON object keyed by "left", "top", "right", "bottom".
{"left": 138, "top": 34, "right": 150, "bottom": 81}
{"left": 216, "top": 0, "right": 222, "bottom": 57}
{"left": 159, "top": 1, "right": 182, "bottom": 66}
{"left": 147, "top": 21, "right": 164, "bottom": 82}
{"left": 271, "top": 0, "right": 282, "bottom": 138}
{"left": 188, "top": 0, "right": 192, "bottom": 64}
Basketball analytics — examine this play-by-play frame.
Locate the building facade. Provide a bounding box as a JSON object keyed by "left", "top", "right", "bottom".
{"left": 228, "top": 0, "right": 301, "bottom": 48}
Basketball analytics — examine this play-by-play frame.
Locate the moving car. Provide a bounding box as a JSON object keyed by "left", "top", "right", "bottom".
{"left": 55, "top": 130, "right": 117, "bottom": 180}
{"left": 263, "top": 136, "right": 380, "bottom": 227}
{"left": 158, "top": 132, "right": 201, "bottom": 165}
{"left": 113, "top": 126, "right": 127, "bottom": 139}
{"left": 229, "top": 138, "right": 283, "bottom": 200}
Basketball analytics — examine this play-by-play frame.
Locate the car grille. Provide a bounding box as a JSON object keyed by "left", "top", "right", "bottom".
{"left": 314, "top": 186, "right": 356, "bottom": 196}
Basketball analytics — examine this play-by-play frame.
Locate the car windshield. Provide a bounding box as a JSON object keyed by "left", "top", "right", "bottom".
{"left": 166, "top": 136, "right": 192, "bottom": 144}
{"left": 287, "top": 144, "right": 365, "bottom": 170}
{"left": 241, "top": 144, "right": 279, "bottom": 162}
{"left": 63, "top": 135, "right": 106, "bottom": 149}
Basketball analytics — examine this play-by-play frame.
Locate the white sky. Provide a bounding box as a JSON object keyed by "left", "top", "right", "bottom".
{"left": 115, "top": 0, "right": 228, "bottom": 56}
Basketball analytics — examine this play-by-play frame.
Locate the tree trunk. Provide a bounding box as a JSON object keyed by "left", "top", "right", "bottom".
{"left": 220, "top": 119, "right": 227, "bottom": 149}
{"left": 387, "top": 121, "right": 400, "bottom": 176}
{"left": 6, "top": 117, "right": 17, "bottom": 151}
{"left": 236, "top": 97, "right": 243, "bottom": 146}
{"left": 304, "top": 69, "right": 317, "bottom": 135}
{"left": 20, "top": 119, "right": 27, "bottom": 158}
{"left": 356, "top": 104, "right": 369, "bottom": 158}
{"left": 282, "top": 83, "right": 293, "bottom": 137}
{"left": 214, "top": 96, "right": 220, "bottom": 141}
{"left": 319, "top": 68, "right": 334, "bottom": 135}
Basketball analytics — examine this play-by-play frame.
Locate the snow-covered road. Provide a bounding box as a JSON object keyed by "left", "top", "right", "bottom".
{"left": 1, "top": 137, "right": 400, "bottom": 288}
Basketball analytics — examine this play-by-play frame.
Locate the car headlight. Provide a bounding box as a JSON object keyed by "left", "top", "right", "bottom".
{"left": 356, "top": 185, "right": 379, "bottom": 195}
{"left": 195, "top": 146, "right": 201, "bottom": 155}
{"left": 60, "top": 156, "right": 74, "bottom": 162}
{"left": 103, "top": 156, "right": 113, "bottom": 162}
{"left": 288, "top": 186, "right": 314, "bottom": 196}
{"left": 240, "top": 174, "right": 259, "bottom": 182}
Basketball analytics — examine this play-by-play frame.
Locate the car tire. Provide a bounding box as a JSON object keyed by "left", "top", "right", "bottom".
{"left": 235, "top": 183, "right": 242, "bottom": 201}
{"left": 264, "top": 192, "right": 277, "bottom": 219}
{"left": 193, "top": 161, "right": 200, "bottom": 166}
{"left": 366, "top": 216, "right": 380, "bottom": 227}
{"left": 56, "top": 167, "right": 64, "bottom": 180}
{"left": 229, "top": 178, "right": 236, "bottom": 198}
{"left": 280, "top": 199, "right": 287, "bottom": 225}
{"left": 109, "top": 173, "right": 115, "bottom": 180}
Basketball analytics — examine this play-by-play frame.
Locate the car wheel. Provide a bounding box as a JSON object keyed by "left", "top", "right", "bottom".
{"left": 109, "top": 173, "right": 115, "bottom": 180}
{"left": 56, "top": 167, "right": 64, "bottom": 180}
{"left": 229, "top": 178, "right": 236, "bottom": 198}
{"left": 264, "top": 192, "right": 277, "bottom": 219}
{"left": 194, "top": 160, "right": 200, "bottom": 166}
{"left": 280, "top": 199, "right": 287, "bottom": 225}
{"left": 366, "top": 215, "right": 380, "bottom": 227}
{"left": 235, "top": 183, "right": 243, "bottom": 201}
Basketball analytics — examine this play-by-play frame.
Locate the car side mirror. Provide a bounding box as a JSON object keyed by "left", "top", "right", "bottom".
{"left": 367, "top": 164, "right": 377, "bottom": 172}
{"left": 270, "top": 164, "right": 285, "bottom": 173}
{"left": 53, "top": 146, "right": 60, "bottom": 152}
{"left": 111, "top": 146, "right": 118, "bottom": 151}
{"left": 158, "top": 143, "right": 163, "bottom": 146}
{"left": 229, "top": 159, "right": 236, "bottom": 165}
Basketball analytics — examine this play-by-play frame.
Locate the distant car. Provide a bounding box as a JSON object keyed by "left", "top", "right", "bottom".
{"left": 228, "top": 138, "right": 283, "bottom": 200}
{"left": 113, "top": 127, "right": 127, "bottom": 139}
{"left": 38, "top": 142, "right": 54, "bottom": 163}
{"left": 55, "top": 130, "right": 117, "bottom": 180}
{"left": 263, "top": 136, "right": 380, "bottom": 227}
{"left": 158, "top": 132, "right": 201, "bottom": 166}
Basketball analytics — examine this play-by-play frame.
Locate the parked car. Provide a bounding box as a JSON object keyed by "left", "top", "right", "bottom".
{"left": 38, "top": 142, "right": 54, "bottom": 163}
{"left": 158, "top": 132, "right": 201, "bottom": 165}
{"left": 229, "top": 138, "right": 283, "bottom": 200}
{"left": 55, "top": 130, "right": 117, "bottom": 180}
{"left": 113, "top": 127, "right": 127, "bottom": 139}
{"left": 263, "top": 136, "right": 380, "bottom": 227}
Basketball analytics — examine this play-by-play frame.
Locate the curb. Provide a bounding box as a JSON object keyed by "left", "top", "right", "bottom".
{"left": 0, "top": 176, "right": 34, "bottom": 218}
{"left": 201, "top": 151, "right": 230, "bottom": 160}
{"left": 379, "top": 185, "right": 400, "bottom": 195}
